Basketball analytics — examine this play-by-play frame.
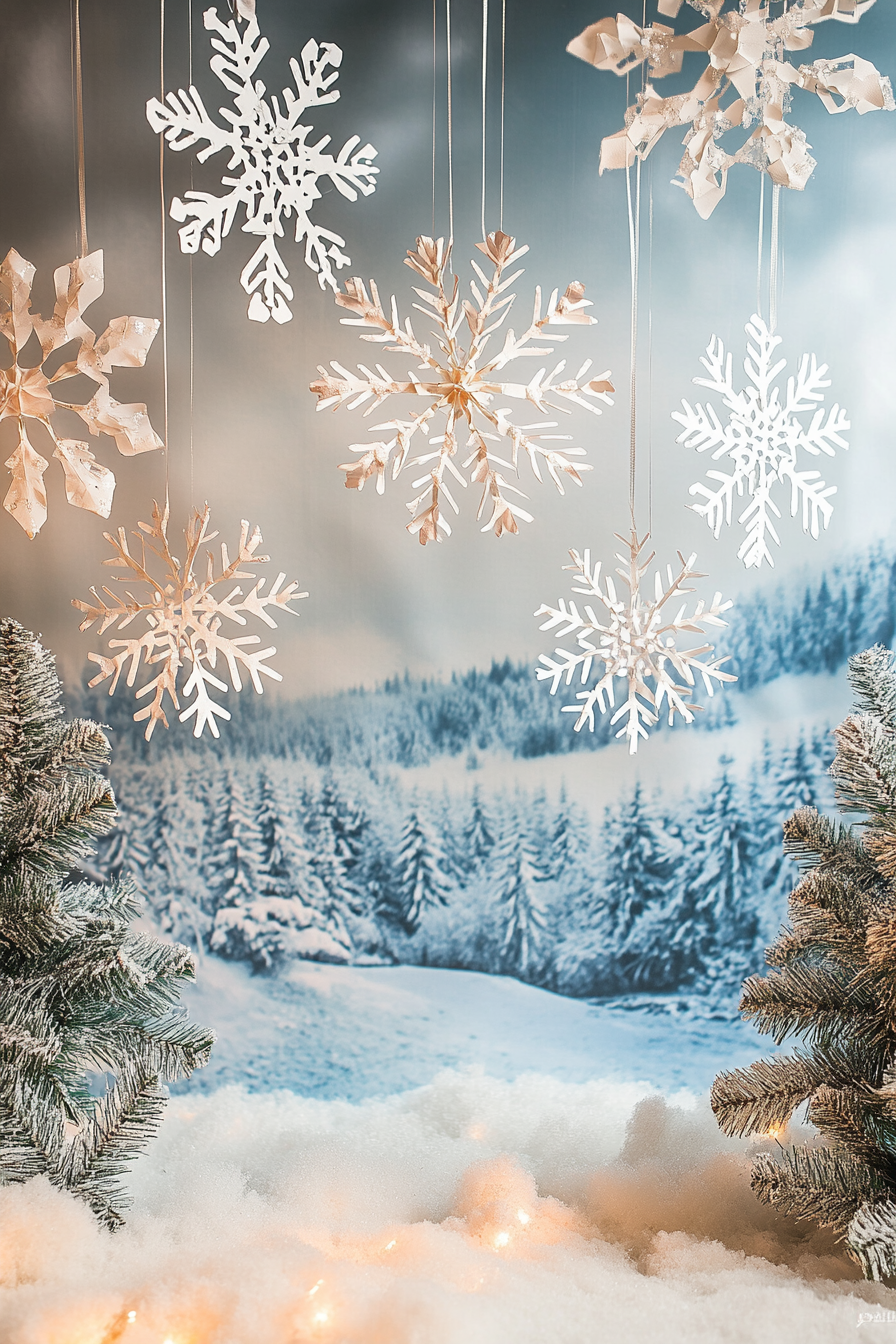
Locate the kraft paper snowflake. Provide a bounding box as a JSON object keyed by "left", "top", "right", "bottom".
{"left": 0, "top": 248, "right": 161, "bottom": 538}
{"left": 311, "top": 232, "right": 614, "bottom": 544}
{"left": 73, "top": 503, "right": 307, "bottom": 740}
{"left": 568, "top": 0, "right": 894, "bottom": 218}
{"left": 146, "top": 6, "right": 378, "bottom": 324}
{"left": 535, "top": 531, "right": 735, "bottom": 753}
{"left": 673, "top": 313, "right": 849, "bottom": 569}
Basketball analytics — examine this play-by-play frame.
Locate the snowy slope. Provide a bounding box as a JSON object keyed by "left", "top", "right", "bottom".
{"left": 176, "top": 957, "right": 768, "bottom": 1100}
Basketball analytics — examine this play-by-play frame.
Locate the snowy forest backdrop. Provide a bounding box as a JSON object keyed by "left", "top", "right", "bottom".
{"left": 83, "top": 541, "right": 896, "bottom": 1008}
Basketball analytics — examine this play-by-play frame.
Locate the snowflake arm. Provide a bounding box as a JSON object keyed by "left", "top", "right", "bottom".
{"left": 535, "top": 532, "right": 735, "bottom": 753}
{"left": 311, "top": 232, "right": 614, "bottom": 544}
{"left": 675, "top": 314, "right": 850, "bottom": 569}
{"left": 0, "top": 249, "right": 161, "bottom": 537}
{"left": 568, "top": 1, "right": 894, "bottom": 217}
{"left": 146, "top": 8, "right": 378, "bottom": 323}
{"left": 73, "top": 503, "right": 308, "bottom": 740}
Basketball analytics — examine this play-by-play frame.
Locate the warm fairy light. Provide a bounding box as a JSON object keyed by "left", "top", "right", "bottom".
{"left": 494, "top": 1231, "right": 510, "bottom": 1249}
{"left": 384, "top": 1239, "right": 397, "bottom": 1251}
{"left": 312, "top": 1309, "right": 330, "bottom": 1326}
{"left": 517, "top": 1209, "right": 530, "bottom": 1225}
{"left": 308, "top": 1281, "right": 324, "bottom": 1298}
{"left": 127, "top": 1313, "right": 137, "bottom": 1324}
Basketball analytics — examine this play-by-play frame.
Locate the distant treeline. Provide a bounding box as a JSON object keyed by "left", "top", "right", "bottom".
{"left": 97, "top": 734, "right": 835, "bottom": 1000}
{"left": 80, "top": 542, "right": 896, "bottom": 769}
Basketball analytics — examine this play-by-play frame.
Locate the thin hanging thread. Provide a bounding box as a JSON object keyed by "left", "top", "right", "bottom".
{"left": 481, "top": 0, "right": 488, "bottom": 240}
{"left": 769, "top": 182, "right": 781, "bottom": 333}
{"left": 188, "top": 0, "right": 195, "bottom": 502}
{"left": 73, "top": 0, "right": 88, "bottom": 256}
{"left": 756, "top": 173, "right": 765, "bottom": 319}
{"left": 647, "top": 167, "right": 654, "bottom": 537}
{"left": 625, "top": 155, "right": 641, "bottom": 530}
{"left": 446, "top": 0, "right": 454, "bottom": 249}
{"left": 499, "top": 0, "right": 505, "bottom": 230}
{"left": 432, "top": 0, "right": 437, "bottom": 235}
{"left": 159, "top": 0, "right": 170, "bottom": 508}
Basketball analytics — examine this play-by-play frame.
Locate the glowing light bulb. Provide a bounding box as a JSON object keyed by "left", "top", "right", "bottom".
{"left": 127, "top": 1312, "right": 137, "bottom": 1324}
{"left": 517, "top": 1209, "right": 530, "bottom": 1225}
{"left": 308, "top": 1280, "right": 324, "bottom": 1297}
{"left": 494, "top": 1231, "right": 510, "bottom": 1248}
{"left": 313, "top": 1309, "right": 330, "bottom": 1326}
{"left": 384, "top": 1239, "right": 397, "bottom": 1251}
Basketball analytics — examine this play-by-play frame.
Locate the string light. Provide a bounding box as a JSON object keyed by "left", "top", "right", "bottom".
{"left": 494, "top": 1231, "right": 510, "bottom": 1248}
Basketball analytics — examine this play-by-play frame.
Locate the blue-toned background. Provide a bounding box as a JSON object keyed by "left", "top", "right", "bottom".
{"left": 1, "top": 0, "right": 895, "bottom": 1099}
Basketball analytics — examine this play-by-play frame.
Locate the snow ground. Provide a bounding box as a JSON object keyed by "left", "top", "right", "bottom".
{"left": 175, "top": 958, "right": 769, "bottom": 1100}
{"left": 4, "top": 1073, "right": 895, "bottom": 1344}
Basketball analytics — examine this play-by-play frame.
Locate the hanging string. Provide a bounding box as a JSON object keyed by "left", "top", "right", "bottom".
{"left": 756, "top": 173, "right": 765, "bottom": 320}
{"left": 432, "top": 0, "right": 437, "bottom": 235}
{"left": 769, "top": 182, "right": 781, "bottom": 333}
{"left": 625, "top": 156, "right": 641, "bottom": 529}
{"left": 159, "top": 0, "right": 170, "bottom": 507}
{"left": 481, "top": 0, "right": 488, "bottom": 240}
{"left": 188, "top": 0, "right": 195, "bottom": 502}
{"left": 647, "top": 167, "right": 654, "bottom": 537}
{"left": 499, "top": 0, "right": 506, "bottom": 230}
{"left": 445, "top": 0, "right": 455, "bottom": 249}
{"left": 73, "top": 0, "right": 88, "bottom": 256}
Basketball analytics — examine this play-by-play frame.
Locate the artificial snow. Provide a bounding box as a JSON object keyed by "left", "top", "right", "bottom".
{"left": 1, "top": 1072, "right": 893, "bottom": 1343}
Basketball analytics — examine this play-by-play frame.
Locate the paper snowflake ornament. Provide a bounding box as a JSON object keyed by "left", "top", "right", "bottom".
{"left": 535, "top": 531, "right": 735, "bottom": 753}
{"left": 0, "top": 248, "right": 161, "bottom": 538}
{"left": 673, "top": 313, "right": 849, "bottom": 569}
{"left": 568, "top": 0, "right": 894, "bottom": 218}
{"left": 146, "top": 6, "right": 378, "bottom": 324}
{"left": 311, "top": 232, "right": 615, "bottom": 544}
{"left": 73, "top": 502, "right": 307, "bottom": 740}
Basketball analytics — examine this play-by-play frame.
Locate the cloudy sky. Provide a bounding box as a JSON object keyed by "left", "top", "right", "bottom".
{"left": 0, "top": 0, "right": 894, "bottom": 697}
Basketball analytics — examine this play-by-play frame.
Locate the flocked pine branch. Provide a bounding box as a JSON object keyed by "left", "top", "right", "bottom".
{"left": 73, "top": 501, "right": 308, "bottom": 740}
{"left": 0, "top": 620, "right": 214, "bottom": 1229}
{"left": 712, "top": 645, "right": 896, "bottom": 1280}
{"left": 311, "top": 231, "right": 614, "bottom": 543}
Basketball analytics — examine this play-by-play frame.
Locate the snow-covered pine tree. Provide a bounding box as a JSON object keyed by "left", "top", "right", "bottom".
{"left": 380, "top": 803, "right": 448, "bottom": 934}
{"left": 146, "top": 771, "right": 210, "bottom": 951}
{"left": 463, "top": 786, "right": 496, "bottom": 876}
{"left": 602, "top": 786, "right": 677, "bottom": 945}
{"left": 752, "top": 737, "right": 830, "bottom": 947}
{"left": 711, "top": 646, "right": 896, "bottom": 1282}
{"left": 493, "top": 809, "right": 548, "bottom": 978}
{"left": 0, "top": 620, "right": 213, "bottom": 1228}
{"left": 212, "top": 770, "right": 350, "bottom": 969}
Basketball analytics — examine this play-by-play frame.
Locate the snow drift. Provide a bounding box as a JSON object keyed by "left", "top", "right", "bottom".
{"left": 2, "top": 1072, "right": 894, "bottom": 1344}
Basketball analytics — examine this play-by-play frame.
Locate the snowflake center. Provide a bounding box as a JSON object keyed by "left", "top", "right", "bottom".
{"left": 0, "top": 363, "right": 53, "bottom": 423}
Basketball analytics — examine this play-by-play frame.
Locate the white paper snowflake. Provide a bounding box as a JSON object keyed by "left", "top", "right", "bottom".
{"left": 73, "top": 502, "right": 307, "bottom": 740}
{"left": 568, "top": 0, "right": 893, "bottom": 218}
{"left": 535, "top": 531, "right": 735, "bottom": 753}
{"left": 672, "top": 314, "right": 850, "bottom": 570}
{"left": 311, "top": 232, "right": 614, "bottom": 544}
{"left": 146, "top": 7, "right": 378, "bottom": 324}
{"left": 0, "top": 248, "right": 161, "bottom": 537}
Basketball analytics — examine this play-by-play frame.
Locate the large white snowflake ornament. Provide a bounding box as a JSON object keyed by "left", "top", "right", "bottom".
{"left": 568, "top": 0, "right": 894, "bottom": 218}
{"left": 535, "top": 531, "right": 735, "bottom": 753}
{"left": 73, "top": 503, "right": 307, "bottom": 740}
{"left": 673, "top": 313, "right": 849, "bottom": 569}
{"left": 0, "top": 248, "right": 161, "bottom": 537}
{"left": 311, "top": 232, "right": 614, "bottom": 544}
{"left": 146, "top": 7, "right": 378, "bottom": 323}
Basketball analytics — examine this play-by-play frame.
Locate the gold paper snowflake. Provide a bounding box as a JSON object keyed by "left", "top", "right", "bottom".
{"left": 0, "top": 248, "right": 162, "bottom": 537}
{"left": 568, "top": 1, "right": 894, "bottom": 218}
{"left": 73, "top": 503, "right": 307, "bottom": 740}
{"left": 535, "top": 530, "right": 736, "bottom": 753}
{"left": 311, "top": 232, "right": 614, "bottom": 544}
